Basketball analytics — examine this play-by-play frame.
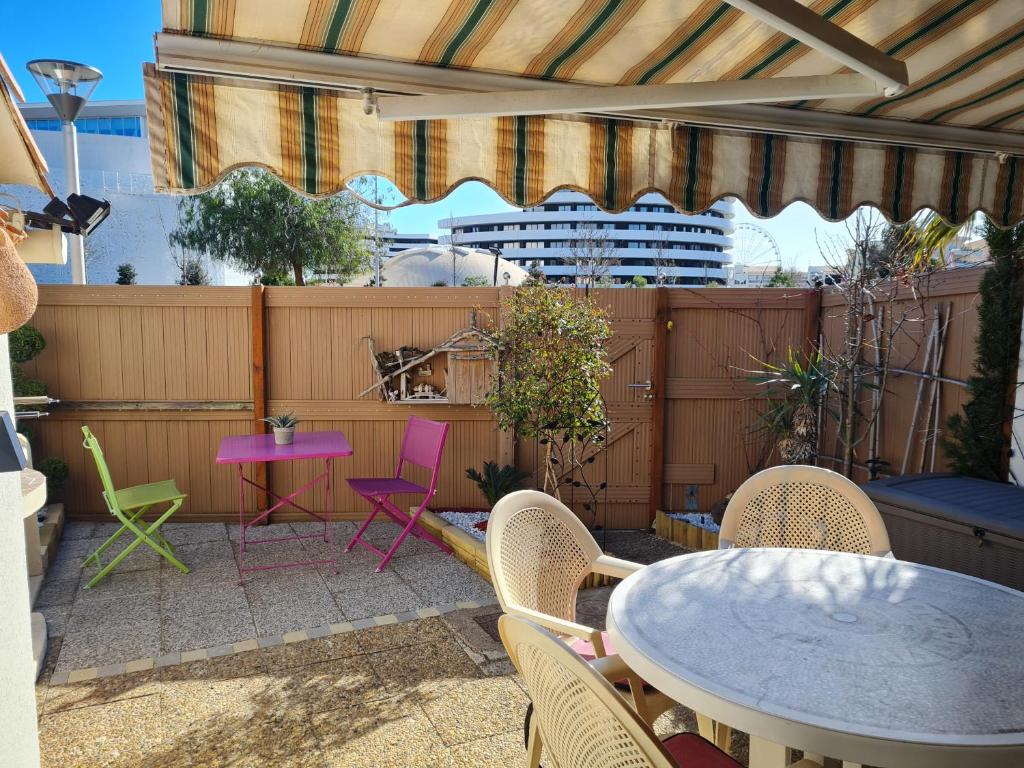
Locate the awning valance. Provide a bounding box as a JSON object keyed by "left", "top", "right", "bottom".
{"left": 146, "top": 0, "right": 1024, "bottom": 225}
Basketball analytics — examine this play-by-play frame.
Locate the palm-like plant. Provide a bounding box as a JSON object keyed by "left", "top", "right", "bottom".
{"left": 905, "top": 212, "right": 970, "bottom": 271}
{"left": 466, "top": 462, "right": 531, "bottom": 507}
{"left": 748, "top": 347, "right": 828, "bottom": 463}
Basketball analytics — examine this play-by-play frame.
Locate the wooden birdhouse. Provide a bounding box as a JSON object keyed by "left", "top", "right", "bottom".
{"left": 360, "top": 325, "right": 495, "bottom": 405}
{"left": 442, "top": 328, "right": 493, "bottom": 406}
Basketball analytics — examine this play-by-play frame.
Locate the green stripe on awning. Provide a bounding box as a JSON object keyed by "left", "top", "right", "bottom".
{"left": 888, "top": 0, "right": 976, "bottom": 56}
{"left": 927, "top": 74, "right": 1024, "bottom": 124}
{"left": 862, "top": 27, "right": 1024, "bottom": 116}
{"left": 438, "top": 0, "right": 493, "bottom": 67}
{"left": 191, "top": 0, "right": 210, "bottom": 36}
{"left": 828, "top": 142, "right": 845, "bottom": 220}
{"left": 684, "top": 127, "right": 702, "bottom": 212}
{"left": 541, "top": 0, "right": 622, "bottom": 80}
{"left": 1001, "top": 156, "right": 1018, "bottom": 226}
{"left": 604, "top": 121, "right": 618, "bottom": 209}
{"left": 740, "top": 0, "right": 854, "bottom": 79}
{"left": 513, "top": 115, "right": 528, "bottom": 205}
{"left": 758, "top": 135, "right": 776, "bottom": 217}
{"left": 635, "top": 4, "right": 731, "bottom": 85}
{"left": 414, "top": 120, "right": 429, "bottom": 200}
{"left": 301, "top": 88, "right": 319, "bottom": 194}
{"left": 172, "top": 72, "right": 195, "bottom": 190}
{"left": 891, "top": 146, "right": 907, "bottom": 221}
{"left": 323, "top": 0, "right": 356, "bottom": 51}
{"left": 949, "top": 152, "right": 965, "bottom": 220}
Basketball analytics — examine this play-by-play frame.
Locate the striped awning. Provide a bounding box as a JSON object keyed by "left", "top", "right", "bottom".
{"left": 145, "top": 0, "right": 1024, "bottom": 225}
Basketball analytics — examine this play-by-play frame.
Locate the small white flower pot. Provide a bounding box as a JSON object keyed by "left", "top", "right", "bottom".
{"left": 273, "top": 427, "right": 295, "bottom": 445}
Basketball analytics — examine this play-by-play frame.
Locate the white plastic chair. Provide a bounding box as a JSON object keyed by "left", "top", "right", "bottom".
{"left": 499, "top": 613, "right": 743, "bottom": 768}
{"left": 486, "top": 489, "right": 667, "bottom": 720}
{"left": 719, "top": 465, "right": 892, "bottom": 556}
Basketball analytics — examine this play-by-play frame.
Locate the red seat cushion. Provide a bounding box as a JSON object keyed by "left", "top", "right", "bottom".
{"left": 568, "top": 631, "right": 616, "bottom": 661}
{"left": 662, "top": 733, "right": 742, "bottom": 768}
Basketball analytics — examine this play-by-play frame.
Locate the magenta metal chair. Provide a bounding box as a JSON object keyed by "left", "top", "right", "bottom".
{"left": 345, "top": 415, "right": 452, "bottom": 571}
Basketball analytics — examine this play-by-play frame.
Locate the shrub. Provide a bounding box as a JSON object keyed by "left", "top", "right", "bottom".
{"left": 486, "top": 287, "right": 611, "bottom": 498}
{"left": 8, "top": 324, "right": 45, "bottom": 364}
{"left": 115, "top": 263, "right": 137, "bottom": 285}
{"left": 466, "top": 462, "right": 530, "bottom": 507}
{"left": 944, "top": 220, "right": 1024, "bottom": 480}
{"left": 37, "top": 457, "right": 69, "bottom": 491}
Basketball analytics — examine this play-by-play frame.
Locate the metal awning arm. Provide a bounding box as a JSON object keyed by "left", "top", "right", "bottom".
{"left": 723, "top": 0, "right": 908, "bottom": 96}
{"left": 376, "top": 0, "right": 908, "bottom": 121}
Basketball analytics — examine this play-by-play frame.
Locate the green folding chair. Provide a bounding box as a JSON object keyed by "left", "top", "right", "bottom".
{"left": 80, "top": 426, "right": 189, "bottom": 588}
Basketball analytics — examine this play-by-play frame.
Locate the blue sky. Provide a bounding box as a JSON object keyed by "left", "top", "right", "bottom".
{"left": 3, "top": 1, "right": 852, "bottom": 269}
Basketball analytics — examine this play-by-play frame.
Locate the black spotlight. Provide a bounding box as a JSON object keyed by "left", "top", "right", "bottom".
{"left": 67, "top": 193, "right": 111, "bottom": 235}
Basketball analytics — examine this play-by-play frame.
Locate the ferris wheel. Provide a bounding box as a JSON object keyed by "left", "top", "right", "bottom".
{"left": 729, "top": 223, "right": 782, "bottom": 278}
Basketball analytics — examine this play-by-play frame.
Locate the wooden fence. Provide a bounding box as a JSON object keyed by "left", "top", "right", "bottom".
{"left": 23, "top": 286, "right": 506, "bottom": 522}
{"left": 19, "top": 276, "right": 983, "bottom": 528}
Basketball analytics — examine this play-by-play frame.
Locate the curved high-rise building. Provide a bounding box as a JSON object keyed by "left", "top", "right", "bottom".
{"left": 438, "top": 191, "right": 733, "bottom": 286}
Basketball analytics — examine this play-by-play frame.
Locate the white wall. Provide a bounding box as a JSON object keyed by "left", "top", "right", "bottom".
{"left": 0, "top": 338, "right": 41, "bottom": 767}
{"left": 13, "top": 129, "right": 248, "bottom": 286}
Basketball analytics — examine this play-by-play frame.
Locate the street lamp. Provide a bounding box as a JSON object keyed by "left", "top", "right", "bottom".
{"left": 26, "top": 59, "right": 103, "bottom": 285}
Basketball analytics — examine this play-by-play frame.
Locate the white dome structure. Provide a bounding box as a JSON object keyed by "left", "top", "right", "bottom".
{"left": 353, "top": 245, "right": 529, "bottom": 287}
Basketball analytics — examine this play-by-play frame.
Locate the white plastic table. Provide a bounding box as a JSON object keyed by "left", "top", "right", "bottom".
{"left": 606, "top": 548, "right": 1024, "bottom": 768}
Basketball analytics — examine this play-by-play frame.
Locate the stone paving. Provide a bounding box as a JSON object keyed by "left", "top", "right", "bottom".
{"left": 38, "top": 520, "right": 498, "bottom": 681}
{"left": 35, "top": 615, "right": 530, "bottom": 768}
{"left": 35, "top": 609, "right": 722, "bottom": 768}
{"left": 33, "top": 521, "right": 763, "bottom": 767}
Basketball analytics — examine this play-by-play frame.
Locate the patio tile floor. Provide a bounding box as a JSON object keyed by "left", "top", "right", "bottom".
{"left": 44, "top": 520, "right": 499, "bottom": 678}
{"left": 35, "top": 520, "right": 722, "bottom": 766}
{"left": 36, "top": 609, "right": 744, "bottom": 767}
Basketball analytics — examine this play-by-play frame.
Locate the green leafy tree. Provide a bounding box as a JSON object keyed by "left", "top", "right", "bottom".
{"left": 462, "top": 275, "right": 491, "bottom": 287}
{"left": 767, "top": 266, "right": 796, "bottom": 287}
{"left": 174, "top": 253, "right": 211, "bottom": 285}
{"left": 944, "top": 219, "right": 1024, "bottom": 481}
{"left": 115, "top": 263, "right": 137, "bottom": 285}
{"left": 486, "top": 287, "right": 611, "bottom": 499}
{"left": 525, "top": 261, "right": 546, "bottom": 286}
{"left": 169, "top": 169, "right": 371, "bottom": 285}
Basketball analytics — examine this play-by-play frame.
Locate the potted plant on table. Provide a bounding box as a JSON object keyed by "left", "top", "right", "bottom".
{"left": 263, "top": 412, "right": 300, "bottom": 445}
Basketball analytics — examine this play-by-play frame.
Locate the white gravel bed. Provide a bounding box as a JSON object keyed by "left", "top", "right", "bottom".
{"left": 437, "top": 510, "right": 490, "bottom": 541}
{"left": 665, "top": 511, "right": 721, "bottom": 533}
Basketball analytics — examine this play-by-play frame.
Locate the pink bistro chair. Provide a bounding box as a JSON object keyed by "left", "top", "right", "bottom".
{"left": 345, "top": 415, "right": 452, "bottom": 571}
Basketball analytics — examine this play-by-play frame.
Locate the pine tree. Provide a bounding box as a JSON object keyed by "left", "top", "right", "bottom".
{"left": 115, "top": 263, "right": 137, "bottom": 285}
{"left": 944, "top": 219, "right": 1024, "bottom": 481}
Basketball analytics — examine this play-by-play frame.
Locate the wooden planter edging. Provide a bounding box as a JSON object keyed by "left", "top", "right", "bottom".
{"left": 654, "top": 509, "right": 720, "bottom": 551}
{"left": 419, "top": 508, "right": 615, "bottom": 589}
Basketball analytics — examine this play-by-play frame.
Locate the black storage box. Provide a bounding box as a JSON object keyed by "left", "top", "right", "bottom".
{"left": 862, "top": 473, "right": 1024, "bottom": 591}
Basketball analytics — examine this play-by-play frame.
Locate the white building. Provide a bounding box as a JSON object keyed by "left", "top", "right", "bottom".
{"left": 439, "top": 191, "right": 733, "bottom": 286}
{"left": 348, "top": 245, "right": 527, "bottom": 287}
{"left": 732, "top": 263, "right": 808, "bottom": 287}
{"left": 366, "top": 227, "right": 437, "bottom": 257}
{"left": 16, "top": 100, "right": 246, "bottom": 285}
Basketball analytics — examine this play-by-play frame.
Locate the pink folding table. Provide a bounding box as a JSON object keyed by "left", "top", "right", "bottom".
{"left": 215, "top": 431, "right": 353, "bottom": 584}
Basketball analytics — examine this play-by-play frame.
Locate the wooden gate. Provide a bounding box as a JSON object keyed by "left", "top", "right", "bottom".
{"left": 655, "top": 288, "right": 818, "bottom": 516}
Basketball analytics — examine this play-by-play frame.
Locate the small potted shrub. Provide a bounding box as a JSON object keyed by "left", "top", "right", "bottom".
{"left": 263, "top": 412, "right": 300, "bottom": 445}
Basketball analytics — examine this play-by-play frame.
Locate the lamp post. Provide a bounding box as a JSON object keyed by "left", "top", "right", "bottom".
{"left": 26, "top": 59, "right": 103, "bottom": 285}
